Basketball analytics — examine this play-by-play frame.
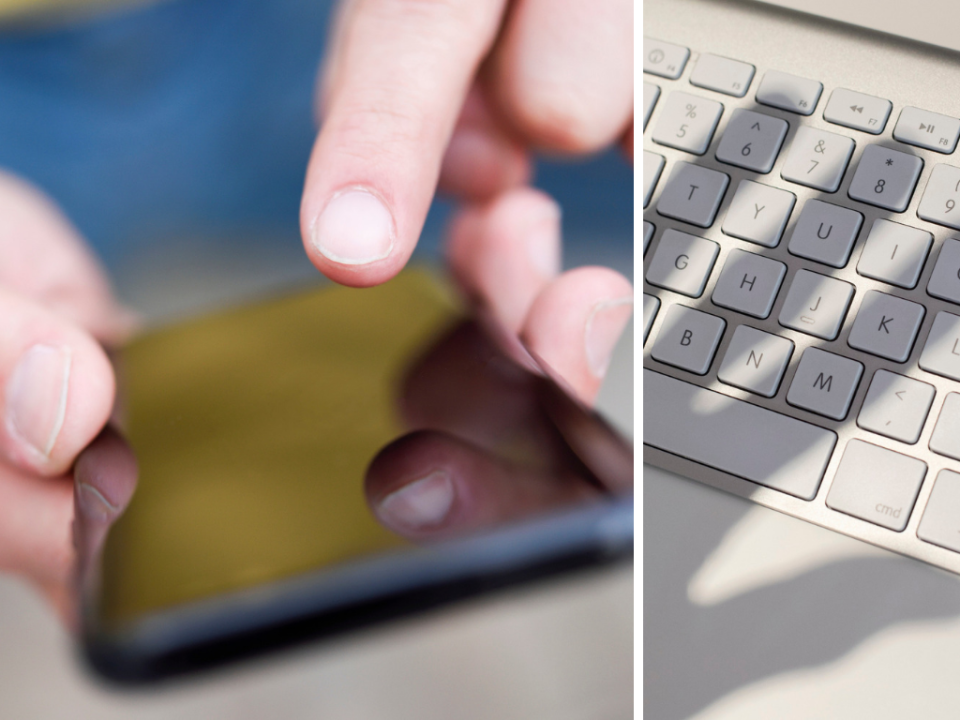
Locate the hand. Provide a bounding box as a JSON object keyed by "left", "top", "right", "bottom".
{"left": 0, "top": 171, "right": 136, "bottom": 623}
{"left": 300, "top": 0, "right": 633, "bottom": 286}
{"left": 365, "top": 188, "right": 633, "bottom": 540}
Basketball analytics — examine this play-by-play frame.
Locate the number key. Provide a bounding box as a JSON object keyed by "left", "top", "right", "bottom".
{"left": 781, "top": 126, "right": 855, "bottom": 193}
{"left": 848, "top": 145, "right": 923, "bottom": 212}
{"left": 715, "top": 109, "right": 788, "bottom": 174}
{"left": 651, "top": 91, "right": 724, "bottom": 156}
{"left": 918, "top": 164, "right": 960, "bottom": 230}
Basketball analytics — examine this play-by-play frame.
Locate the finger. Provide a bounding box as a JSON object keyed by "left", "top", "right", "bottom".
{"left": 301, "top": 0, "right": 508, "bottom": 287}
{"left": 521, "top": 267, "right": 633, "bottom": 406}
{"left": 365, "top": 430, "right": 597, "bottom": 540}
{"left": 437, "top": 85, "right": 532, "bottom": 200}
{"left": 486, "top": 0, "right": 634, "bottom": 153}
{"left": 0, "top": 289, "right": 115, "bottom": 476}
{"left": 0, "top": 464, "right": 73, "bottom": 596}
{"left": 446, "top": 186, "right": 561, "bottom": 335}
{"left": 0, "top": 170, "right": 136, "bottom": 345}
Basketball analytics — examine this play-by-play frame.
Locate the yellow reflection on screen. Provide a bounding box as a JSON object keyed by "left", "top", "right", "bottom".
{"left": 100, "top": 269, "right": 460, "bottom": 624}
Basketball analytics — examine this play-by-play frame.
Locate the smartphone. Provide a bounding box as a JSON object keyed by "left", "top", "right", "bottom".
{"left": 77, "top": 267, "right": 633, "bottom": 683}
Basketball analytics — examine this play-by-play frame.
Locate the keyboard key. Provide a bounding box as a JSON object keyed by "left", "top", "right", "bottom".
{"left": 847, "top": 290, "right": 925, "bottom": 363}
{"left": 781, "top": 126, "right": 855, "bottom": 192}
{"left": 656, "top": 162, "right": 729, "bottom": 227}
{"left": 786, "top": 199, "right": 863, "bottom": 268}
{"left": 717, "top": 325, "right": 794, "bottom": 397}
{"left": 643, "top": 151, "right": 664, "bottom": 208}
{"left": 711, "top": 249, "right": 786, "bottom": 319}
{"left": 787, "top": 347, "right": 863, "bottom": 420}
{"left": 643, "top": 38, "right": 689, "bottom": 79}
{"left": 755, "top": 70, "right": 822, "bottom": 116}
{"left": 651, "top": 305, "right": 725, "bottom": 375}
{"left": 826, "top": 440, "right": 926, "bottom": 532}
{"left": 857, "top": 370, "right": 935, "bottom": 444}
{"left": 643, "top": 221, "right": 654, "bottom": 254}
{"left": 856, "top": 219, "right": 932, "bottom": 289}
{"left": 721, "top": 180, "right": 795, "bottom": 247}
{"left": 778, "top": 269, "right": 854, "bottom": 340}
{"left": 715, "top": 109, "right": 788, "bottom": 174}
{"left": 643, "top": 82, "right": 660, "bottom": 130}
{"left": 689, "top": 53, "right": 755, "bottom": 97}
{"left": 917, "top": 164, "right": 960, "bottom": 230}
{"left": 823, "top": 88, "right": 892, "bottom": 135}
{"left": 928, "top": 238, "right": 960, "bottom": 303}
{"left": 919, "top": 311, "right": 960, "bottom": 381}
{"left": 894, "top": 107, "right": 960, "bottom": 153}
{"left": 847, "top": 145, "right": 923, "bottom": 212}
{"left": 645, "top": 228, "right": 719, "bottom": 298}
{"left": 643, "top": 369, "right": 836, "bottom": 500}
{"left": 651, "top": 91, "right": 724, "bottom": 155}
{"left": 918, "top": 469, "right": 960, "bottom": 552}
{"left": 642, "top": 294, "right": 659, "bottom": 343}
{"left": 930, "top": 393, "right": 960, "bottom": 460}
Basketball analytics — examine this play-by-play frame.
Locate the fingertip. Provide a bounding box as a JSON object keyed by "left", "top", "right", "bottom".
{"left": 521, "top": 267, "right": 633, "bottom": 406}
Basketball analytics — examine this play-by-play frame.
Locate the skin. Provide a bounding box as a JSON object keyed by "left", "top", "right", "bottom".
{"left": 0, "top": 0, "right": 633, "bottom": 620}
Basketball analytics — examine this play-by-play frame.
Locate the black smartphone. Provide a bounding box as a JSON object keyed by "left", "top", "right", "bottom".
{"left": 77, "top": 267, "right": 633, "bottom": 683}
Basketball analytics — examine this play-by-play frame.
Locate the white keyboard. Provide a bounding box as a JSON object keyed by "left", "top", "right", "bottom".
{"left": 643, "top": 0, "right": 960, "bottom": 574}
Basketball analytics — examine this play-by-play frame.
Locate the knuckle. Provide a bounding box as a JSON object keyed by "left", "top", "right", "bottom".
{"left": 510, "top": 87, "right": 613, "bottom": 153}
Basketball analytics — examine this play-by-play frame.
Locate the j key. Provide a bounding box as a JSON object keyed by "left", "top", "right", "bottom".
{"left": 778, "top": 269, "right": 854, "bottom": 341}
{"left": 715, "top": 109, "right": 788, "bottom": 174}
{"left": 781, "top": 126, "right": 855, "bottom": 193}
{"left": 652, "top": 91, "right": 724, "bottom": 155}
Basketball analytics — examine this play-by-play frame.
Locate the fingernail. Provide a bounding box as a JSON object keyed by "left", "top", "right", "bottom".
{"left": 75, "top": 481, "right": 118, "bottom": 523}
{"left": 585, "top": 298, "right": 634, "bottom": 378}
{"left": 311, "top": 187, "right": 395, "bottom": 265}
{"left": 525, "top": 214, "right": 562, "bottom": 280}
{"left": 377, "top": 471, "right": 454, "bottom": 530}
{"left": 5, "top": 344, "right": 72, "bottom": 460}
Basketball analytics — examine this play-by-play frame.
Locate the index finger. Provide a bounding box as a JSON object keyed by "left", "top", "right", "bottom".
{"left": 301, "top": 0, "right": 507, "bottom": 287}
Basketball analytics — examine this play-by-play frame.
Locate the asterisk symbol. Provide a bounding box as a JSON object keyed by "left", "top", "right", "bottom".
{"left": 885, "top": 158, "right": 894, "bottom": 166}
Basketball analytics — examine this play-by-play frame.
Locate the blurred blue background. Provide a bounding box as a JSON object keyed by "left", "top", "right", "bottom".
{"left": 0, "top": 0, "right": 632, "bottom": 278}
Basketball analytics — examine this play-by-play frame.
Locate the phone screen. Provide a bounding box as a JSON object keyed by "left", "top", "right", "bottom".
{"left": 87, "top": 267, "right": 631, "bottom": 650}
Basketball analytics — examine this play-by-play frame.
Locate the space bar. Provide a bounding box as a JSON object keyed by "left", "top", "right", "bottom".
{"left": 644, "top": 370, "right": 837, "bottom": 500}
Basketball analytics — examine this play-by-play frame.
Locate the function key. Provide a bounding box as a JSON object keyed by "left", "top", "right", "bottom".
{"left": 643, "top": 38, "right": 690, "bottom": 79}
{"left": 823, "top": 89, "right": 892, "bottom": 135}
{"left": 894, "top": 107, "right": 960, "bottom": 153}
{"left": 755, "top": 70, "right": 822, "bottom": 116}
{"left": 651, "top": 91, "right": 724, "bottom": 155}
{"left": 689, "top": 54, "right": 755, "bottom": 98}
{"left": 643, "top": 82, "right": 660, "bottom": 129}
